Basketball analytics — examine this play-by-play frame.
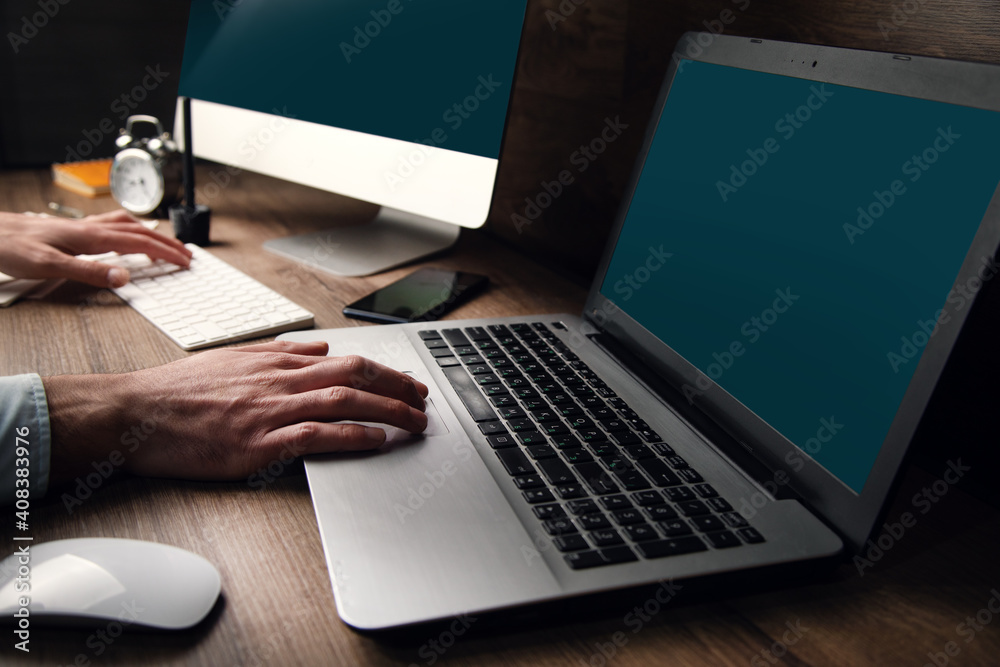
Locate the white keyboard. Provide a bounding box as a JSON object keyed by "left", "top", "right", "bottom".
{"left": 108, "top": 244, "right": 314, "bottom": 350}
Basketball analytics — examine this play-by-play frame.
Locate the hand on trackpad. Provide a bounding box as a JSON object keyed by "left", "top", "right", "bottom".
{"left": 379, "top": 397, "right": 449, "bottom": 443}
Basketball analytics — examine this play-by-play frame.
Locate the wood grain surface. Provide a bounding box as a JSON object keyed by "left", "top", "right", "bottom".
{"left": 1, "top": 167, "right": 998, "bottom": 666}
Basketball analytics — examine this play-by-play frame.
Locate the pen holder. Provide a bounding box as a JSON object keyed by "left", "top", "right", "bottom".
{"left": 169, "top": 204, "right": 211, "bottom": 246}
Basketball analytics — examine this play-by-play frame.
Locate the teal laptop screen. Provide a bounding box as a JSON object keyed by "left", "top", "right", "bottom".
{"left": 179, "top": 0, "right": 526, "bottom": 160}
{"left": 600, "top": 60, "right": 1000, "bottom": 493}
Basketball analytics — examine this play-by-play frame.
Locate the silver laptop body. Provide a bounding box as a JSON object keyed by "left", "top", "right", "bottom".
{"left": 280, "top": 33, "right": 1000, "bottom": 629}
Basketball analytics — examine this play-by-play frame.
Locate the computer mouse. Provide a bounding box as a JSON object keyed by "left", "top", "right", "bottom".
{"left": 0, "top": 538, "right": 221, "bottom": 630}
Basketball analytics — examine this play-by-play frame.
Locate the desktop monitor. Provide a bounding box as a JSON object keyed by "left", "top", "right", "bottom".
{"left": 176, "top": 0, "right": 528, "bottom": 275}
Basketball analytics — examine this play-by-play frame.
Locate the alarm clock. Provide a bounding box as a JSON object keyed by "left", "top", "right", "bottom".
{"left": 109, "top": 115, "right": 182, "bottom": 216}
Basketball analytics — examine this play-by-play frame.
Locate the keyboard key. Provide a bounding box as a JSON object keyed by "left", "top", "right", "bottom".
{"left": 631, "top": 490, "right": 666, "bottom": 507}
{"left": 466, "top": 364, "right": 492, "bottom": 375}
{"left": 575, "top": 463, "right": 619, "bottom": 495}
{"left": 650, "top": 443, "right": 675, "bottom": 456}
{"left": 464, "top": 326, "right": 491, "bottom": 341}
{"left": 624, "top": 524, "right": 659, "bottom": 542}
{"left": 487, "top": 434, "right": 517, "bottom": 449}
{"left": 645, "top": 505, "right": 679, "bottom": 521}
{"left": 720, "top": 512, "right": 749, "bottom": 528}
{"left": 552, "top": 434, "right": 583, "bottom": 450}
{"left": 564, "top": 550, "right": 605, "bottom": 570}
{"left": 490, "top": 395, "right": 517, "bottom": 408}
{"left": 704, "top": 531, "right": 741, "bottom": 549}
{"left": 737, "top": 527, "right": 766, "bottom": 544}
{"left": 476, "top": 374, "right": 502, "bottom": 386}
{"left": 623, "top": 445, "right": 656, "bottom": 460}
{"left": 478, "top": 421, "right": 507, "bottom": 436}
{"left": 538, "top": 458, "right": 576, "bottom": 486}
{"left": 507, "top": 418, "right": 536, "bottom": 433}
{"left": 556, "top": 484, "right": 587, "bottom": 499}
{"left": 677, "top": 469, "right": 704, "bottom": 484}
{"left": 578, "top": 513, "right": 611, "bottom": 530}
{"left": 496, "top": 449, "right": 535, "bottom": 476}
{"left": 690, "top": 515, "right": 726, "bottom": 532}
{"left": 658, "top": 520, "right": 693, "bottom": 537}
{"left": 523, "top": 488, "right": 555, "bottom": 504}
{"left": 533, "top": 504, "right": 566, "bottom": 520}
{"left": 562, "top": 448, "right": 594, "bottom": 465}
{"left": 429, "top": 347, "right": 457, "bottom": 358}
{"left": 611, "top": 509, "right": 645, "bottom": 525}
{"left": 513, "top": 475, "right": 544, "bottom": 489}
{"left": 516, "top": 431, "right": 548, "bottom": 446}
{"left": 608, "top": 430, "right": 641, "bottom": 446}
{"left": 418, "top": 330, "right": 441, "bottom": 340}
{"left": 442, "top": 328, "right": 470, "bottom": 346}
{"left": 543, "top": 519, "right": 578, "bottom": 536}
{"left": 442, "top": 366, "right": 498, "bottom": 422}
{"left": 566, "top": 499, "right": 600, "bottom": 515}
{"left": 600, "top": 546, "right": 638, "bottom": 565}
{"left": 693, "top": 483, "right": 720, "bottom": 498}
{"left": 636, "top": 536, "right": 707, "bottom": 558}
{"left": 423, "top": 338, "right": 449, "bottom": 349}
{"left": 636, "top": 459, "right": 682, "bottom": 487}
{"left": 589, "top": 529, "right": 624, "bottom": 547}
{"left": 498, "top": 406, "right": 526, "bottom": 420}
{"left": 705, "top": 498, "right": 733, "bottom": 513}
{"left": 553, "top": 535, "right": 589, "bottom": 552}
{"left": 677, "top": 501, "right": 711, "bottom": 517}
{"left": 664, "top": 486, "right": 696, "bottom": 503}
{"left": 526, "top": 445, "right": 558, "bottom": 460}
{"left": 666, "top": 455, "right": 689, "bottom": 469}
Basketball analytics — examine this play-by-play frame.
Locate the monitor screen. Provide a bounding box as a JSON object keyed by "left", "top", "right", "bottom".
{"left": 599, "top": 59, "right": 1000, "bottom": 493}
{"left": 176, "top": 0, "right": 527, "bottom": 231}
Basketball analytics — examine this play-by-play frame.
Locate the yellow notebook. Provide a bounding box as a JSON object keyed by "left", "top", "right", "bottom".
{"left": 51, "top": 158, "right": 112, "bottom": 197}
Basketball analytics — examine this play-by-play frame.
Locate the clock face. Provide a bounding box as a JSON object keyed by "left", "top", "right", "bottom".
{"left": 110, "top": 149, "right": 165, "bottom": 215}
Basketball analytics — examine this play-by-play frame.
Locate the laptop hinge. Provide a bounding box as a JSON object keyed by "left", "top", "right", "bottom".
{"left": 587, "top": 331, "right": 798, "bottom": 501}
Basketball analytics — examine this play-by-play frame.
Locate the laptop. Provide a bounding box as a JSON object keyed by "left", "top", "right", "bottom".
{"left": 278, "top": 33, "right": 1000, "bottom": 630}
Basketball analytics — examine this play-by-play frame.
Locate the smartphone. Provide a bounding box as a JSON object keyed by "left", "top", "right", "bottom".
{"left": 342, "top": 268, "right": 489, "bottom": 324}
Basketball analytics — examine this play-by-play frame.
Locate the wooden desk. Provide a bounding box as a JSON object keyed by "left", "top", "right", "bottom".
{"left": 2, "top": 168, "right": 998, "bottom": 666}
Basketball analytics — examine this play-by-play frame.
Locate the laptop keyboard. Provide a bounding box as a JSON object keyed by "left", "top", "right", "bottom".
{"left": 420, "top": 322, "right": 765, "bottom": 570}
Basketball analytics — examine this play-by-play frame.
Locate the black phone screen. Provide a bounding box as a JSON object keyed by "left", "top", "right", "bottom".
{"left": 342, "top": 268, "right": 489, "bottom": 324}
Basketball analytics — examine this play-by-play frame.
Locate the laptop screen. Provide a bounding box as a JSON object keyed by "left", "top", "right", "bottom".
{"left": 599, "top": 59, "right": 1000, "bottom": 494}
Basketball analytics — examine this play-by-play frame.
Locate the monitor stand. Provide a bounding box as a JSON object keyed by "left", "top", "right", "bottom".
{"left": 263, "top": 207, "right": 461, "bottom": 277}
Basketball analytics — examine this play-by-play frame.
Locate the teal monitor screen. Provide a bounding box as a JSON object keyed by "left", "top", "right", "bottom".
{"left": 179, "top": 0, "right": 527, "bottom": 160}
{"left": 600, "top": 60, "right": 1000, "bottom": 493}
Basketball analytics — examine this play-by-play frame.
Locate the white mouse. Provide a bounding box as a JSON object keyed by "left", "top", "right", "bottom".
{"left": 0, "top": 538, "right": 221, "bottom": 630}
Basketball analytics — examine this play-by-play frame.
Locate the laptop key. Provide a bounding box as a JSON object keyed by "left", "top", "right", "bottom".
{"left": 538, "top": 458, "right": 577, "bottom": 485}
{"left": 677, "top": 501, "right": 711, "bottom": 517}
{"left": 650, "top": 443, "right": 675, "bottom": 456}
{"left": 600, "top": 546, "right": 638, "bottom": 565}
{"left": 553, "top": 535, "right": 589, "bottom": 552}
{"left": 720, "top": 512, "right": 749, "bottom": 528}
{"left": 516, "top": 431, "right": 548, "bottom": 446}
{"left": 608, "top": 430, "right": 641, "bottom": 446}
{"left": 487, "top": 434, "right": 517, "bottom": 449}
{"left": 442, "top": 367, "right": 500, "bottom": 423}
{"left": 423, "top": 338, "right": 449, "bottom": 349}
{"left": 418, "top": 330, "right": 441, "bottom": 340}
{"left": 677, "top": 469, "right": 704, "bottom": 484}
{"left": 566, "top": 499, "right": 600, "bottom": 515}
{"left": 666, "top": 455, "right": 689, "bottom": 469}
{"left": 476, "top": 374, "right": 502, "bottom": 386}
{"left": 691, "top": 515, "right": 726, "bottom": 532}
{"left": 611, "top": 509, "right": 645, "bottom": 525}
{"left": 514, "top": 474, "right": 544, "bottom": 489}
{"left": 705, "top": 498, "right": 733, "bottom": 513}
{"left": 623, "top": 444, "right": 655, "bottom": 460}
{"left": 737, "top": 527, "right": 766, "bottom": 544}
{"left": 496, "top": 449, "right": 535, "bottom": 476}
{"left": 526, "top": 444, "right": 558, "bottom": 460}
{"left": 631, "top": 490, "right": 666, "bottom": 506}
{"left": 523, "top": 489, "right": 555, "bottom": 504}
{"left": 575, "top": 462, "right": 619, "bottom": 495}
{"left": 578, "top": 513, "right": 611, "bottom": 530}
{"left": 442, "top": 328, "right": 470, "bottom": 346}
{"left": 507, "top": 418, "right": 536, "bottom": 433}
{"left": 562, "top": 448, "right": 594, "bottom": 465}
{"left": 533, "top": 503, "right": 566, "bottom": 520}
{"left": 600, "top": 495, "right": 633, "bottom": 511}
{"left": 636, "top": 536, "right": 707, "bottom": 558}
{"left": 694, "top": 483, "right": 720, "bottom": 498}
{"left": 478, "top": 421, "right": 507, "bottom": 436}
{"left": 589, "top": 529, "right": 624, "bottom": 547}
{"left": 638, "top": 459, "right": 682, "bottom": 487}
{"left": 658, "top": 519, "right": 694, "bottom": 537}
{"left": 705, "top": 531, "right": 741, "bottom": 549}
{"left": 645, "top": 505, "right": 679, "bottom": 521}
{"left": 464, "top": 326, "right": 491, "bottom": 341}
{"left": 664, "top": 486, "right": 696, "bottom": 503}
{"left": 624, "top": 524, "right": 659, "bottom": 542}
{"left": 564, "top": 550, "right": 605, "bottom": 570}
{"left": 552, "top": 434, "right": 583, "bottom": 450}
{"left": 437, "top": 357, "right": 462, "bottom": 368}
{"left": 543, "top": 519, "right": 578, "bottom": 535}
{"left": 498, "top": 406, "right": 526, "bottom": 419}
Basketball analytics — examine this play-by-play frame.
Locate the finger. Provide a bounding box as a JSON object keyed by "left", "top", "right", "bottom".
{"left": 82, "top": 229, "right": 192, "bottom": 268}
{"left": 84, "top": 209, "right": 143, "bottom": 224}
{"left": 280, "top": 386, "right": 428, "bottom": 433}
{"left": 287, "top": 355, "right": 427, "bottom": 408}
{"left": 55, "top": 256, "right": 131, "bottom": 288}
{"left": 100, "top": 222, "right": 191, "bottom": 256}
{"left": 233, "top": 340, "right": 330, "bottom": 357}
{"left": 260, "top": 421, "right": 388, "bottom": 456}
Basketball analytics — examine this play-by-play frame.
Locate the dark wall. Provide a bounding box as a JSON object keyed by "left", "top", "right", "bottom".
{"left": 3, "top": 0, "right": 1000, "bottom": 285}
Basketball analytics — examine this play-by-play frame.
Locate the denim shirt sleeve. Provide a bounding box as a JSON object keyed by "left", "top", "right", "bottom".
{"left": 0, "top": 374, "right": 51, "bottom": 507}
